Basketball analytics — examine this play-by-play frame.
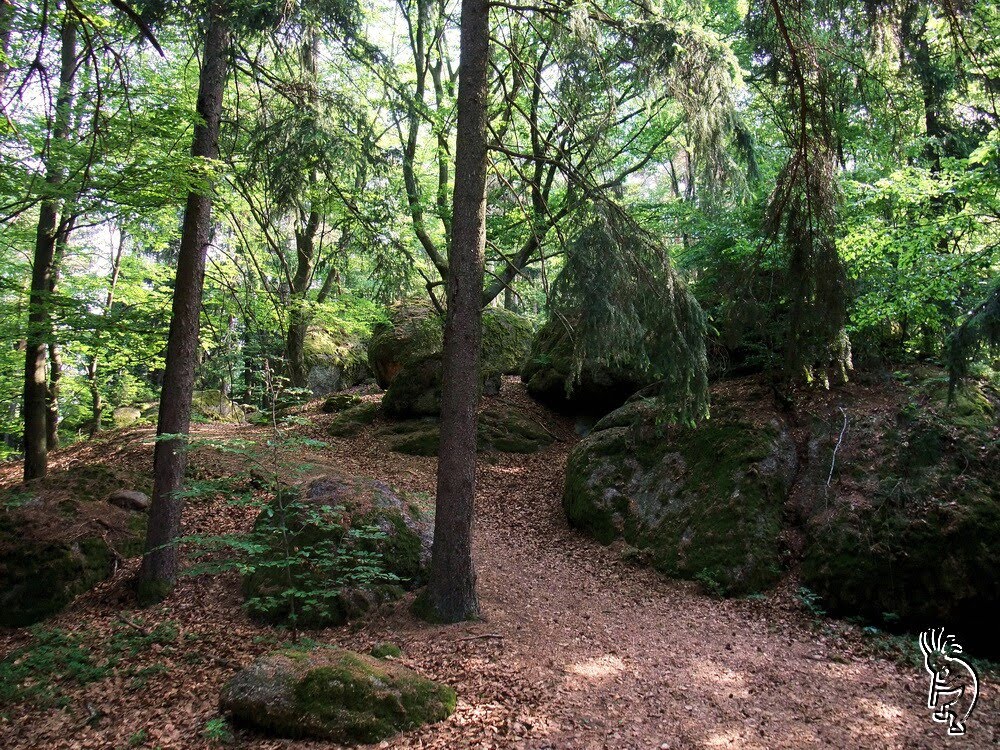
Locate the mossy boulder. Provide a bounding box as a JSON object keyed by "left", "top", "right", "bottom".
{"left": 220, "top": 648, "right": 456, "bottom": 743}
{"left": 371, "top": 302, "right": 534, "bottom": 416}
{"left": 0, "top": 466, "right": 148, "bottom": 626}
{"left": 191, "top": 390, "right": 244, "bottom": 422}
{"left": 112, "top": 406, "right": 143, "bottom": 428}
{"left": 800, "top": 371, "right": 1000, "bottom": 655}
{"left": 481, "top": 308, "right": 533, "bottom": 377}
{"left": 563, "top": 398, "right": 796, "bottom": 596}
{"left": 321, "top": 393, "right": 363, "bottom": 413}
{"left": 377, "top": 406, "right": 554, "bottom": 456}
{"left": 368, "top": 301, "right": 444, "bottom": 389}
{"left": 327, "top": 402, "right": 380, "bottom": 438}
{"left": 243, "top": 475, "right": 434, "bottom": 627}
{"left": 521, "top": 315, "right": 651, "bottom": 415}
{"left": 304, "top": 325, "right": 372, "bottom": 396}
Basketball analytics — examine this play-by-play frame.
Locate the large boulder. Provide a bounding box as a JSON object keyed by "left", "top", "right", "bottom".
{"left": 800, "top": 371, "right": 1000, "bottom": 655}
{"left": 220, "top": 648, "right": 456, "bottom": 743}
{"left": 370, "top": 301, "right": 534, "bottom": 417}
{"left": 377, "top": 405, "right": 555, "bottom": 457}
{"left": 481, "top": 307, "right": 534, "bottom": 377}
{"left": 563, "top": 397, "right": 796, "bottom": 596}
{"left": 521, "top": 315, "right": 651, "bottom": 415}
{"left": 243, "top": 476, "right": 433, "bottom": 627}
{"left": 304, "top": 325, "right": 371, "bottom": 396}
{"left": 368, "top": 301, "right": 444, "bottom": 390}
{"left": 191, "top": 389, "right": 244, "bottom": 422}
{"left": 0, "top": 465, "right": 148, "bottom": 626}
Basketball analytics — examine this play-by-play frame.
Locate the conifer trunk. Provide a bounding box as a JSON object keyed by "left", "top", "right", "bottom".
{"left": 138, "top": 4, "right": 229, "bottom": 602}
{"left": 426, "top": 0, "right": 489, "bottom": 622}
{"left": 23, "top": 14, "right": 76, "bottom": 481}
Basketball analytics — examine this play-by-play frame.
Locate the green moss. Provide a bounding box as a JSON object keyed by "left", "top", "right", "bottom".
{"left": 368, "top": 301, "right": 445, "bottom": 389}
{"left": 481, "top": 308, "right": 533, "bottom": 377}
{"left": 370, "top": 642, "right": 403, "bottom": 659}
{"left": 801, "top": 367, "right": 1000, "bottom": 657}
{"left": 327, "top": 402, "right": 379, "bottom": 437}
{"left": 382, "top": 353, "right": 444, "bottom": 418}
{"left": 223, "top": 650, "right": 455, "bottom": 743}
{"left": 322, "top": 394, "right": 363, "bottom": 413}
{"left": 563, "top": 399, "right": 792, "bottom": 597}
{"left": 521, "top": 315, "right": 649, "bottom": 414}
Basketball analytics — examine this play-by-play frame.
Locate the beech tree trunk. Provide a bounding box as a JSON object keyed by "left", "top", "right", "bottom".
{"left": 426, "top": 0, "right": 489, "bottom": 622}
{"left": 138, "top": 5, "right": 229, "bottom": 603}
{"left": 23, "top": 14, "right": 76, "bottom": 481}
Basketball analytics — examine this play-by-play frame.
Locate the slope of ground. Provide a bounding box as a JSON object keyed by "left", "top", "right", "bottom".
{"left": 0, "top": 379, "right": 996, "bottom": 748}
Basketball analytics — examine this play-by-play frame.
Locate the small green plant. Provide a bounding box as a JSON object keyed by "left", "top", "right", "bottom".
{"left": 370, "top": 642, "right": 403, "bottom": 659}
{"left": 180, "top": 365, "right": 400, "bottom": 636}
{"left": 128, "top": 728, "right": 149, "bottom": 747}
{"left": 797, "top": 586, "right": 826, "bottom": 618}
{"left": 0, "top": 627, "right": 111, "bottom": 706}
{"left": 694, "top": 569, "right": 725, "bottom": 598}
{"left": 202, "top": 716, "right": 234, "bottom": 744}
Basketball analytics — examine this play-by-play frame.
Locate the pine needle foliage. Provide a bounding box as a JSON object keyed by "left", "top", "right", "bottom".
{"left": 763, "top": 139, "right": 852, "bottom": 385}
{"left": 551, "top": 202, "right": 709, "bottom": 423}
{"left": 947, "top": 281, "right": 1000, "bottom": 396}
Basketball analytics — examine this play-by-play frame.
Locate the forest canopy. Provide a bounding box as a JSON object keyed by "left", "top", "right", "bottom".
{"left": 0, "top": 0, "right": 997, "bottom": 447}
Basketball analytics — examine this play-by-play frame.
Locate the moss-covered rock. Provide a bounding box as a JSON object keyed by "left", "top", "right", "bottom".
{"left": 371, "top": 301, "right": 534, "bottom": 416}
{"left": 521, "top": 315, "right": 652, "bottom": 415}
{"left": 377, "top": 406, "right": 554, "bottom": 456}
{"left": 112, "top": 406, "right": 143, "bottom": 428}
{"left": 304, "top": 325, "right": 372, "bottom": 396}
{"left": 220, "top": 648, "right": 456, "bottom": 743}
{"left": 368, "top": 301, "right": 444, "bottom": 390}
{"left": 563, "top": 398, "right": 796, "bottom": 596}
{"left": 327, "top": 402, "right": 380, "bottom": 437}
{"left": 321, "top": 393, "right": 363, "bottom": 413}
{"left": 800, "top": 371, "right": 1000, "bottom": 655}
{"left": 481, "top": 308, "right": 533, "bottom": 377}
{"left": 382, "top": 353, "right": 445, "bottom": 418}
{"left": 191, "top": 390, "right": 244, "bottom": 422}
{"left": 243, "top": 476, "right": 433, "bottom": 627}
{"left": 0, "top": 466, "right": 148, "bottom": 626}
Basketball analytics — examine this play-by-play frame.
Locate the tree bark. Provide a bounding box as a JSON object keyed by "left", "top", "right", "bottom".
{"left": 23, "top": 13, "right": 76, "bottom": 481}
{"left": 426, "top": 0, "right": 489, "bottom": 623}
{"left": 46, "top": 215, "right": 74, "bottom": 450}
{"left": 0, "top": 0, "right": 13, "bottom": 89}
{"left": 88, "top": 231, "right": 126, "bottom": 436}
{"left": 138, "top": 4, "right": 229, "bottom": 603}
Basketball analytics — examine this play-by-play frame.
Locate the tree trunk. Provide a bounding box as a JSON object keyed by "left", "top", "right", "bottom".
{"left": 45, "top": 216, "right": 74, "bottom": 450}
{"left": 283, "top": 30, "right": 321, "bottom": 390}
{"left": 88, "top": 231, "right": 127, "bottom": 436}
{"left": 425, "top": 0, "right": 489, "bottom": 623}
{"left": 0, "top": 0, "right": 13, "bottom": 89}
{"left": 22, "top": 14, "right": 76, "bottom": 481}
{"left": 137, "top": 4, "right": 229, "bottom": 603}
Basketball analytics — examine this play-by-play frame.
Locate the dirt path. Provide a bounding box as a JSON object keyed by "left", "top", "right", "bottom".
{"left": 1, "top": 385, "right": 996, "bottom": 749}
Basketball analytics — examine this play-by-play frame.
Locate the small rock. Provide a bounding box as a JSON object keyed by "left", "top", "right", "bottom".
{"left": 107, "top": 489, "right": 150, "bottom": 512}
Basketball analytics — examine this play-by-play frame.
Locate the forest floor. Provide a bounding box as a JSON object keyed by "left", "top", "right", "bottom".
{"left": 0, "top": 379, "right": 997, "bottom": 749}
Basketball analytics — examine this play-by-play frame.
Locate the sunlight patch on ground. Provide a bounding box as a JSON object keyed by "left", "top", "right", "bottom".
{"left": 565, "top": 654, "right": 626, "bottom": 679}
{"left": 689, "top": 660, "right": 751, "bottom": 698}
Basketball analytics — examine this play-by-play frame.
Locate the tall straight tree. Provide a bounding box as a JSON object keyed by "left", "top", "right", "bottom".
{"left": 23, "top": 10, "right": 77, "bottom": 480}
{"left": 424, "top": 0, "right": 489, "bottom": 622}
{"left": 137, "top": 1, "right": 230, "bottom": 602}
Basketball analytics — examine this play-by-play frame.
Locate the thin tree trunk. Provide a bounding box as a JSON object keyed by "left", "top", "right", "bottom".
{"left": 0, "top": 0, "right": 13, "bottom": 89}
{"left": 23, "top": 14, "right": 76, "bottom": 481}
{"left": 46, "top": 215, "right": 74, "bottom": 449}
{"left": 425, "top": 0, "right": 489, "bottom": 622}
{"left": 284, "top": 29, "right": 321, "bottom": 390}
{"left": 87, "top": 231, "right": 126, "bottom": 436}
{"left": 137, "top": 4, "right": 229, "bottom": 603}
